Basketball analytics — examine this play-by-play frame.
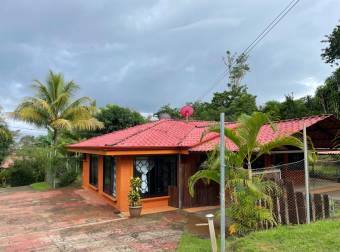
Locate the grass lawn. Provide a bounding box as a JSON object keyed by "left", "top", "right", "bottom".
{"left": 30, "top": 182, "right": 51, "bottom": 191}
{"left": 311, "top": 162, "right": 340, "bottom": 180}
{"left": 177, "top": 217, "right": 340, "bottom": 251}
{"left": 177, "top": 232, "right": 214, "bottom": 252}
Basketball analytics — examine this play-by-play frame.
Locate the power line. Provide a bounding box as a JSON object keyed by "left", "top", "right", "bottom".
{"left": 243, "top": 0, "right": 300, "bottom": 56}
{"left": 241, "top": 0, "right": 300, "bottom": 56}
{"left": 196, "top": 69, "right": 228, "bottom": 101}
{"left": 196, "top": 0, "right": 301, "bottom": 102}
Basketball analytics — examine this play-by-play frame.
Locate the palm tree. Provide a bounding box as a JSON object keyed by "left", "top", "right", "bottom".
{"left": 189, "top": 112, "right": 305, "bottom": 192}
{"left": 189, "top": 148, "right": 281, "bottom": 235}
{"left": 212, "top": 112, "right": 304, "bottom": 179}
{"left": 12, "top": 71, "right": 103, "bottom": 145}
{"left": 189, "top": 112, "right": 306, "bottom": 235}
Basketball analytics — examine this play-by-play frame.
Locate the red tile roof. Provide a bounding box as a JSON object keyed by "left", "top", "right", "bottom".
{"left": 68, "top": 114, "right": 333, "bottom": 152}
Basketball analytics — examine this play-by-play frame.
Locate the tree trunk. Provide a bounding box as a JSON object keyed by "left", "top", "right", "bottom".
{"left": 52, "top": 128, "right": 58, "bottom": 146}
{"left": 48, "top": 128, "right": 58, "bottom": 189}
{"left": 248, "top": 161, "right": 252, "bottom": 180}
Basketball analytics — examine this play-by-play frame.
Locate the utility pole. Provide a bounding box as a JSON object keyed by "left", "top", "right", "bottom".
{"left": 220, "top": 113, "right": 226, "bottom": 251}
{"left": 303, "top": 123, "right": 310, "bottom": 224}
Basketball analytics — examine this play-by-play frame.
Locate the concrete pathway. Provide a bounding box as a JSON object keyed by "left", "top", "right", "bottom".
{"left": 0, "top": 187, "right": 188, "bottom": 251}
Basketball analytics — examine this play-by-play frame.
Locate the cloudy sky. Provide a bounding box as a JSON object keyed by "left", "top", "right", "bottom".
{"left": 0, "top": 0, "right": 339, "bottom": 135}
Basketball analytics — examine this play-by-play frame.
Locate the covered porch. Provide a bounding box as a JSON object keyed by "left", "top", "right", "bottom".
{"left": 73, "top": 149, "right": 219, "bottom": 213}
{"left": 79, "top": 151, "right": 185, "bottom": 213}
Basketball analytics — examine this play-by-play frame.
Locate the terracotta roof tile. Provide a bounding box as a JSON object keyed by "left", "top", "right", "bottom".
{"left": 68, "top": 114, "right": 333, "bottom": 152}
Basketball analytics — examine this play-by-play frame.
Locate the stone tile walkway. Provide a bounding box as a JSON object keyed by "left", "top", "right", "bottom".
{"left": 0, "top": 187, "right": 188, "bottom": 251}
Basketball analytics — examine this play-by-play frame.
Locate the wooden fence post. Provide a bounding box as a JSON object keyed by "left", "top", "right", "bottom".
{"left": 314, "top": 194, "right": 323, "bottom": 220}
{"left": 285, "top": 181, "right": 299, "bottom": 224}
{"left": 296, "top": 192, "right": 306, "bottom": 224}
{"left": 309, "top": 193, "right": 315, "bottom": 222}
{"left": 278, "top": 180, "right": 288, "bottom": 224}
{"left": 323, "top": 194, "right": 330, "bottom": 218}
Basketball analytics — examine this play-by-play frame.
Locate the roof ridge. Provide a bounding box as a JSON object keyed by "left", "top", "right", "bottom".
{"left": 272, "top": 114, "right": 332, "bottom": 123}
{"left": 159, "top": 118, "right": 236, "bottom": 124}
{"left": 163, "top": 114, "right": 331, "bottom": 125}
{"left": 105, "top": 119, "right": 168, "bottom": 147}
{"left": 68, "top": 120, "right": 159, "bottom": 146}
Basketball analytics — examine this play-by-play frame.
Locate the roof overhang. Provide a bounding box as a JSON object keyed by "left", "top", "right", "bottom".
{"left": 67, "top": 146, "right": 189, "bottom": 156}
{"left": 316, "top": 149, "right": 340, "bottom": 155}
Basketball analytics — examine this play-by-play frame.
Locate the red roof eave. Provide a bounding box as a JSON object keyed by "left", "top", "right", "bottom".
{"left": 67, "top": 145, "right": 189, "bottom": 151}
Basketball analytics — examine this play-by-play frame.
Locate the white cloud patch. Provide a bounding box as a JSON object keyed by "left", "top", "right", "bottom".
{"left": 6, "top": 118, "right": 46, "bottom": 137}
{"left": 295, "top": 77, "right": 323, "bottom": 98}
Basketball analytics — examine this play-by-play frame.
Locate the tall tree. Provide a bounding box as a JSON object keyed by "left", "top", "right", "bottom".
{"left": 279, "top": 94, "right": 309, "bottom": 119}
{"left": 85, "top": 104, "right": 146, "bottom": 137}
{"left": 315, "top": 68, "right": 340, "bottom": 118}
{"left": 321, "top": 21, "right": 340, "bottom": 66}
{"left": 260, "top": 100, "right": 281, "bottom": 120}
{"left": 192, "top": 101, "right": 220, "bottom": 121}
{"left": 212, "top": 51, "right": 256, "bottom": 121}
{"left": 154, "top": 104, "right": 180, "bottom": 119}
{"left": 211, "top": 85, "right": 258, "bottom": 121}
{"left": 318, "top": 21, "right": 340, "bottom": 119}
{"left": 224, "top": 51, "right": 250, "bottom": 88}
{"left": 12, "top": 71, "right": 103, "bottom": 145}
{"left": 0, "top": 107, "right": 13, "bottom": 165}
{"left": 155, "top": 51, "right": 256, "bottom": 121}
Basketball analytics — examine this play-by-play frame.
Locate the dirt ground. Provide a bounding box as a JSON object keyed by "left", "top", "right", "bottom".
{"left": 0, "top": 186, "right": 193, "bottom": 252}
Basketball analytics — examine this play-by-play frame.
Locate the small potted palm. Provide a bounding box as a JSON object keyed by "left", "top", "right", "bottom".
{"left": 128, "top": 177, "right": 142, "bottom": 217}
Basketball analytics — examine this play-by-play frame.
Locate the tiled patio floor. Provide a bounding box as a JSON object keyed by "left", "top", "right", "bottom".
{"left": 0, "top": 187, "right": 188, "bottom": 251}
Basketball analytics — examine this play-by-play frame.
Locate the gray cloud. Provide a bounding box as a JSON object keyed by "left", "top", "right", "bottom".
{"left": 0, "top": 0, "right": 339, "bottom": 130}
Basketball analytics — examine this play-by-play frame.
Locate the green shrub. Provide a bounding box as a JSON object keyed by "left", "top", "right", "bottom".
{"left": 7, "top": 146, "right": 80, "bottom": 188}
{"left": 0, "top": 169, "right": 10, "bottom": 187}
{"left": 9, "top": 160, "right": 36, "bottom": 186}
{"left": 58, "top": 168, "right": 78, "bottom": 187}
{"left": 47, "top": 155, "right": 80, "bottom": 187}
{"left": 227, "top": 191, "right": 276, "bottom": 236}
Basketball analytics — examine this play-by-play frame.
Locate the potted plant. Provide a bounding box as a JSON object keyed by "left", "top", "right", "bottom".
{"left": 128, "top": 177, "right": 142, "bottom": 217}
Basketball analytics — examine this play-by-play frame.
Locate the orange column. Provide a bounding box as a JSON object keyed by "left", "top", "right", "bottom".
{"left": 98, "top": 156, "right": 104, "bottom": 193}
{"left": 116, "top": 156, "right": 134, "bottom": 212}
{"left": 82, "top": 154, "right": 90, "bottom": 188}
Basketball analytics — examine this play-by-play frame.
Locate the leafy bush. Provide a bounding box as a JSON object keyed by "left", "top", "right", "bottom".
{"left": 9, "top": 160, "right": 36, "bottom": 186}
{"left": 7, "top": 147, "right": 49, "bottom": 187}
{"left": 0, "top": 169, "right": 10, "bottom": 187}
{"left": 0, "top": 113, "right": 13, "bottom": 165}
{"left": 58, "top": 167, "right": 78, "bottom": 187}
{"left": 6, "top": 145, "right": 80, "bottom": 188}
{"left": 227, "top": 191, "right": 276, "bottom": 236}
{"left": 14, "top": 147, "right": 49, "bottom": 182}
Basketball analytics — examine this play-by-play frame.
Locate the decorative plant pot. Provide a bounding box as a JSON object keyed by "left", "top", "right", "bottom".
{"left": 129, "top": 205, "right": 142, "bottom": 217}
